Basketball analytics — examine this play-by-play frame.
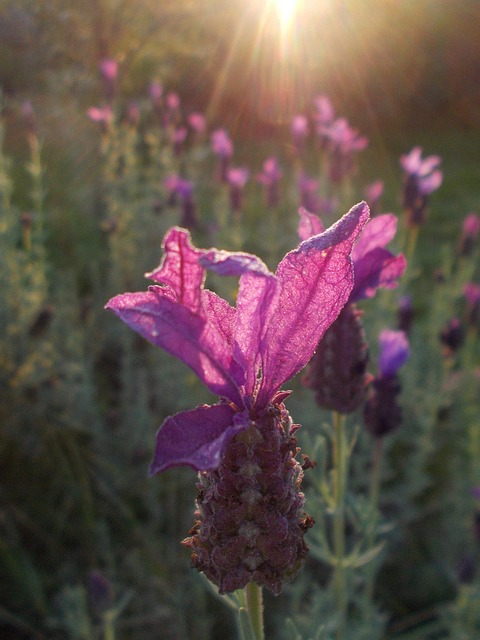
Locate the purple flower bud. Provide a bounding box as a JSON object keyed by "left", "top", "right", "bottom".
{"left": 464, "top": 283, "right": 480, "bottom": 328}
{"left": 256, "top": 157, "right": 282, "bottom": 208}
{"left": 227, "top": 167, "right": 249, "bottom": 213}
{"left": 149, "top": 81, "right": 163, "bottom": 105}
{"left": 88, "top": 570, "right": 113, "bottom": 614}
{"left": 303, "top": 304, "right": 371, "bottom": 414}
{"left": 188, "top": 112, "right": 206, "bottom": 133}
{"left": 400, "top": 146, "right": 442, "bottom": 226}
{"left": 458, "top": 212, "right": 480, "bottom": 256}
{"left": 397, "top": 295, "right": 414, "bottom": 334}
{"left": 291, "top": 115, "right": 309, "bottom": 154}
{"left": 87, "top": 105, "right": 113, "bottom": 131}
{"left": 378, "top": 329, "right": 409, "bottom": 377}
{"left": 364, "top": 180, "right": 384, "bottom": 216}
{"left": 313, "top": 94, "right": 335, "bottom": 126}
{"left": 439, "top": 318, "right": 465, "bottom": 355}
{"left": 363, "top": 375, "right": 403, "bottom": 438}
{"left": 99, "top": 58, "right": 118, "bottom": 102}
{"left": 211, "top": 129, "right": 234, "bottom": 159}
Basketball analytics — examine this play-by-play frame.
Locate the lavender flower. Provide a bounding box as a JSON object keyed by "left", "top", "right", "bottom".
{"left": 99, "top": 58, "right": 118, "bottom": 102}
{"left": 226, "top": 166, "right": 249, "bottom": 213}
{"left": 464, "top": 283, "right": 480, "bottom": 328}
{"left": 439, "top": 318, "right": 465, "bottom": 356}
{"left": 211, "top": 129, "right": 234, "bottom": 182}
{"left": 291, "top": 115, "right": 309, "bottom": 155}
{"left": 87, "top": 105, "right": 113, "bottom": 132}
{"left": 400, "top": 146, "right": 443, "bottom": 226}
{"left": 364, "top": 330, "right": 409, "bottom": 438}
{"left": 301, "top": 209, "right": 406, "bottom": 413}
{"left": 256, "top": 157, "right": 282, "bottom": 208}
{"left": 318, "top": 117, "right": 368, "bottom": 183}
{"left": 458, "top": 212, "right": 480, "bottom": 256}
{"left": 106, "top": 202, "right": 370, "bottom": 594}
{"left": 364, "top": 180, "right": 384, "bottom": 216}
{"left": 188, "top": 112, "right": 206, "bottom": 134}
{"left": 163, "top": 175, "right": 198, "bottom": 228}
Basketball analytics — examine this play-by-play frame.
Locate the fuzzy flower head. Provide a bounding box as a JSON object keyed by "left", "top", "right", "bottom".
{"left": 106, "top": 203, "right": 370, "bottom": 474}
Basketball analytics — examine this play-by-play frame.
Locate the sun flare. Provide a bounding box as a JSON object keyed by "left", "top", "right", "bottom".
{"left": 275, "top": 0, "right": 298, "bottom": 30}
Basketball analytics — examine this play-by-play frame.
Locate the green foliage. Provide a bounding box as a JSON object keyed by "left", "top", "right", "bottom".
{"left": 0, "top": 11, "right": 479, "bottom": 636}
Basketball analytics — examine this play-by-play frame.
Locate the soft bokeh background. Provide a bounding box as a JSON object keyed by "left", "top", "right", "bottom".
{"left": 1, "top": 1, "right": 479, "bottom": 639}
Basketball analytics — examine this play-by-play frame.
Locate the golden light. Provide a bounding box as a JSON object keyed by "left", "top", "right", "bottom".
{"left": 275, "top": 0, "right": 298, "bottom": 32}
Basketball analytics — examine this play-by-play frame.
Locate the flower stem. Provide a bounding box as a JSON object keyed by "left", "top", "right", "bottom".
{"left": 332, "top": 411, "right": 347, "bottom": 640}
{"left": 364, "top": 437, "right": 383, "bottom": 615}
{"left": 245, "top": 582, "right": 264, "bottom": 640}
{"left": 235, "top": 583, "right": 265, "bottom": 640}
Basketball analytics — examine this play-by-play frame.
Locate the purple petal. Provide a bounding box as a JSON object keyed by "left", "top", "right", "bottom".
{"left": 379, "top": 329, "right": 409, "bottom": 376}
{"left": 350, "top": 249, "right": 407, "bottom": 302}
{"left": 146, "top": 227, "right": 204, "bottom": 312}
{"left": 200, "top": 250, "right": 280, "bottom": 398}
{"left": 149, "top": 403, "right": 241, "bottom": 473}
{"left": 297, "top": 207, "right": 325, "bottom": 242}
{"left": 106, "top": 287, "right": 244, "bottom": 404}
{"left": 256, "top": 201, "right": 370, "bottom": 407}
{"left": 351, "top": 214, "right": 398, "bottom": 261}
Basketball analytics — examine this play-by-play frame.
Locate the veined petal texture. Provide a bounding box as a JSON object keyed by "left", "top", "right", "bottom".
{"left": 256, "top": 201, "right": 370, "bottom": 407}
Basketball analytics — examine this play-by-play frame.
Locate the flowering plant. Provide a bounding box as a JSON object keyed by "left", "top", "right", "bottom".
{"left": 106, "top": 202, "right": 369, "bottom": 596}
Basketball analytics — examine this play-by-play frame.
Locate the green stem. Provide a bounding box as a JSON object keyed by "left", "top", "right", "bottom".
{"left": 364, "top": 438, "right": 384, "bottom": 614}
{"left": 332, "top": 411, "right": 347, "bottom": 640}
{"left": 103, "top": 611, "right": 115, "bottom": 640}
{"left": 245, "top": 582, "right": 264, "bottom": 640}
{"left": 404, "top": 223, "right": 419, "bottom": 266}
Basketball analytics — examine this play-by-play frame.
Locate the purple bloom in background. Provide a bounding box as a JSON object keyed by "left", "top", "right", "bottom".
{"left": 313, "top": 94, "right": 335, "bottom": 127}
{"left": 171, "top": 126, "right": 188, "bottom": 155}
{"left": 166, "top": 91, "right": 180, "bottom": 111}
{"left": 291, "top": 114, "right": 309, "bottom": 155}
{"left": 100, "top": 58, "right": 118, "bottom": 82}
{"left": 99, "top": 58, "right": 118, "bottom": 102}
{"left": 211, "top": 129, "right": 234, "bottom": 182}
{"left": 378, "top": 329, "right": 410, "bottom": 377}
{"left": 364, "top": 180, "right": 384, "bottom": 216}
{"left": 106, "top": 202, "right": 370, "bottom": 593}
{"left": 163, "top": 175, "right": 198, "bottom": 228}
{"left": 211, "top": 128, "right": 234, "bottom": 158}
{"left": 126, "top": 101, "right": 140, "bottom": 127}
{"left": 300, "top": 208, "right": 406, "bottom": 413}
{"left": 298, "top": 174, "right": 321, "bottom": 214}
{"left": 226, "top": 166, "right": 249, "bottom": 213}
{"left": 256, "top": 156, "right": 282, "bottom": 207}
{"left": 458, "top": 212, "right": 480, "bottom": 256}
{"left": 397, "top": 294, "right": 414, "bottom": 334}
{"left": 464, "top": 283, "right": 480, "bottom": 328}
{"left": 400, "top": 146, "right": 443, "bottom": 225}
{"left": 149, "top": 81, "right": 163, "bottom": 106}
{"left": 298, "top": 209, "right": 407, "bottom": 303}
{"left": 364, "top": 329, "right": 409, "bottom": 438}
{"left": 188, "top": 112, "right": 206, "bottom": 134}
{"left": 318, "top": 117, "right": 368, "bottom": 183}
{"left": 439, "top": 318, "right": 465, "bottom": 356}
{"left": 87, "top": 105, "right": 113, "bottom": 131}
